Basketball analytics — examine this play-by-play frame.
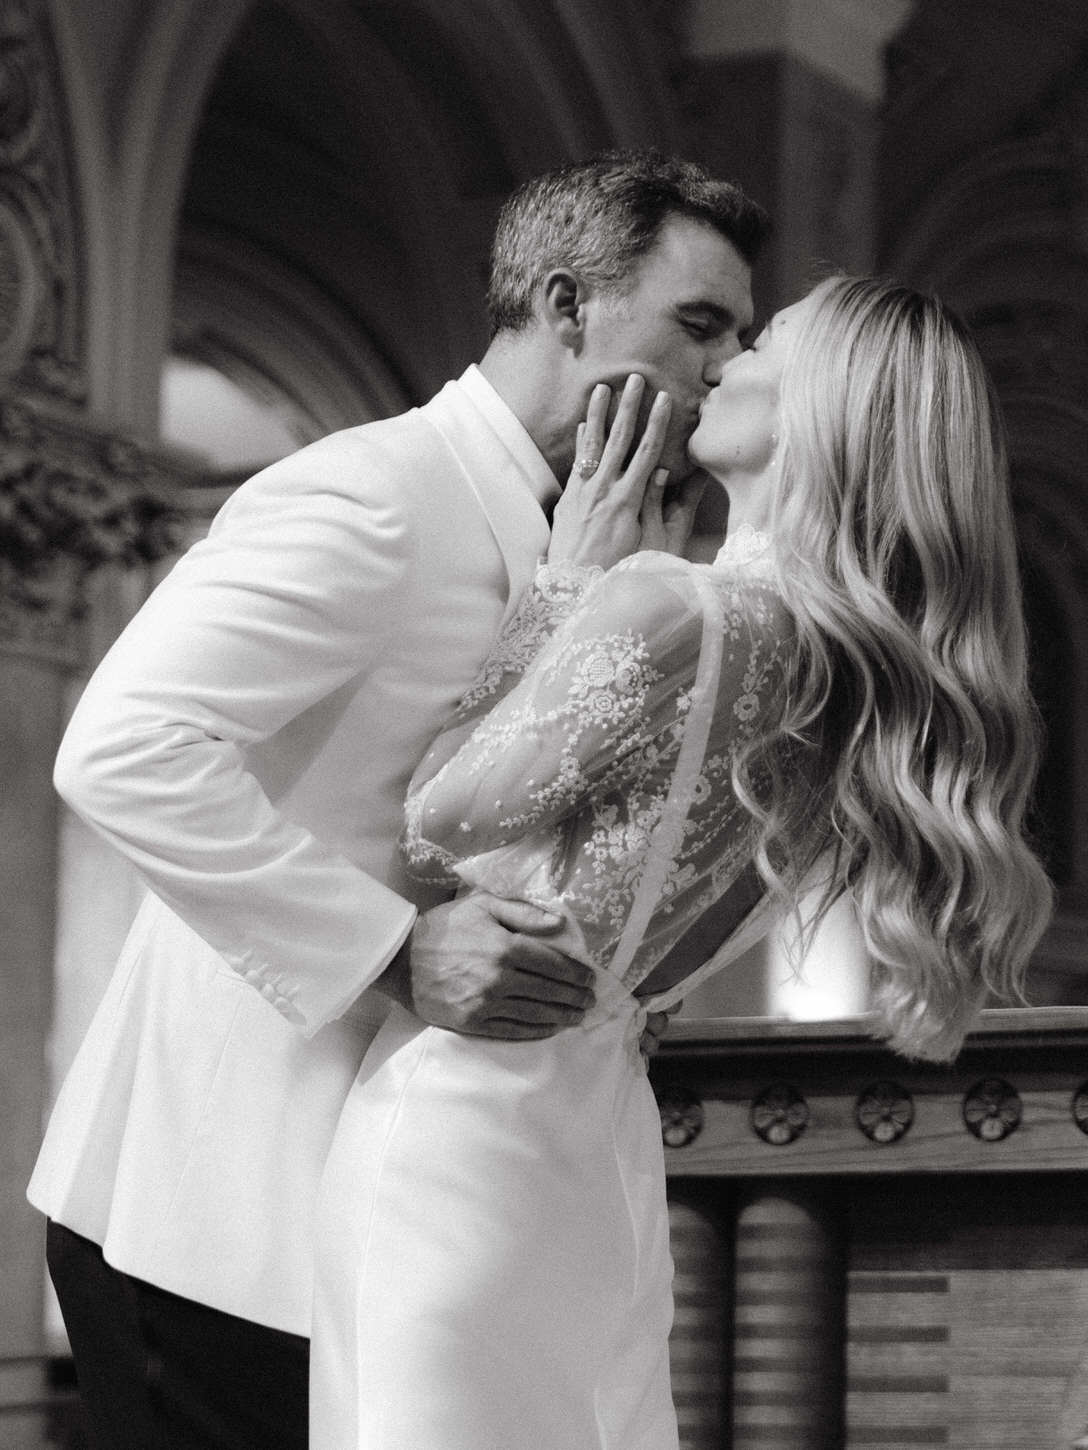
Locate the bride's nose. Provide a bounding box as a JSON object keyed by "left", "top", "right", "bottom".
{"left": 702, "top": 334, "right": 741, "bottom": 387}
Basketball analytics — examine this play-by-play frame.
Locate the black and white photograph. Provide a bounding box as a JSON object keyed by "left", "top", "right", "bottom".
{"left": 2, "top": 1, "right": 1087, "bottom": 1446}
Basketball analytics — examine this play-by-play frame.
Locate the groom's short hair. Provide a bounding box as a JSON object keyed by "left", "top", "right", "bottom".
{"left": 486, "top": 150, "right": 769, "bottom": 338}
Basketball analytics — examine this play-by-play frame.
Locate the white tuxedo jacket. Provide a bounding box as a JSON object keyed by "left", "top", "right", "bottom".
{"left": 29, "top": 369, "right": 554, "bottom": 1335}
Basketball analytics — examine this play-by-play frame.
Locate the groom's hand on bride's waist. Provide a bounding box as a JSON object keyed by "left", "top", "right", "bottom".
{"left": 638, "top": 1004, "right": 682, "bottom": 1063}
{"left": 373, "top": 894, "right": 596, "bottom": 1039}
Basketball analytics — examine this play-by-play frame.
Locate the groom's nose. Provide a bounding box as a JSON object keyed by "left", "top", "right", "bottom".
{"left": 702, "top": 337, "right": 741, "bottom": 387}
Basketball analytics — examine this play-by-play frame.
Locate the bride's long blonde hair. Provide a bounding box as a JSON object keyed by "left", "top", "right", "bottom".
{"left": 735, "top": 274, "right": 1053, "bottom": 1060}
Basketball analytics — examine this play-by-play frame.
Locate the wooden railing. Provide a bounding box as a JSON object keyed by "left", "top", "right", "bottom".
{"left": 651, "top": 1007, "right": 1088, "bottom": 1449}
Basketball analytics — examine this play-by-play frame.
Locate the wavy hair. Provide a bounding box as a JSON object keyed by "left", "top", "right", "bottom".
{"left": 734, "top": 275, "right": 1053, "bottom": 1060}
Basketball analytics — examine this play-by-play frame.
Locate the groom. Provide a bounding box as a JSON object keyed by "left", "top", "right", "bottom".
{"left": 32, "top": 151, "right": 765, "bottom": 1449}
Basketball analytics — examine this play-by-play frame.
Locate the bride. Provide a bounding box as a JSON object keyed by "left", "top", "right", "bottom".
{"left": 310, "top": 275, "right": 1052, "bottom": 1449}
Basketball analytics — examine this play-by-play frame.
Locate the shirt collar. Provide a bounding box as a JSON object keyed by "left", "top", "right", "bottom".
{"left": 457, "top": 364, "right": 561, "bottom": 516}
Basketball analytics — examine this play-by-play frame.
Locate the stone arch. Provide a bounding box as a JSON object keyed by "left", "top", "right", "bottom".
{"left": 41, "top": 0, "right": 255, "bottom": 427}
{"left": 1, "top": 0, "right": 86, "bottom": 405}
{"left": 882, "top": 137, "right": 1076, "bottom": 284}
{"left": 172, "top": 230, "right": 411, "bottom": 437}
{"left": 170, "top": 0, "right": 682, "bottom": 424}
{"left": 104, "top": 0, "right": 253, "bottom": 427}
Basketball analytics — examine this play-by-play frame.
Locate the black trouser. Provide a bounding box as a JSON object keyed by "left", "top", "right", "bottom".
{"left": 46, "top": 1221, "right": 309, "bottom": 1450}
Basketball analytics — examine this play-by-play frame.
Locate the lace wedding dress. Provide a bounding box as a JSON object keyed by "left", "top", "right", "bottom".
{"left": 311, "top": 528, "right": 793, "bottom": 1450}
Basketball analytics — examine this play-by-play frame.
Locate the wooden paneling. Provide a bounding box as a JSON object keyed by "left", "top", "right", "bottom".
{"left": 849, "top": 1176, "right": 1088, "bottom": 1449}
{"left": 653, "top": 1010, "right": 1088, "bottom": 1448}
{"left": 846, "top": 1271, "right": 951, "bottom": 1447}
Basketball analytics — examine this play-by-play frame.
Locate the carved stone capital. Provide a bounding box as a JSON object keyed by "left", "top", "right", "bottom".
{"left": 0, "top": 400, "right": 191, "bottom": 667}
{"left": 0, "top": 0, "right": 85, "bottom": 402}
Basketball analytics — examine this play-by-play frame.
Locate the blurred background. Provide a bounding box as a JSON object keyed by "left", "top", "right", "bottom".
{"left": 3, "top": 0, "right": 1087, "bottom": 1443}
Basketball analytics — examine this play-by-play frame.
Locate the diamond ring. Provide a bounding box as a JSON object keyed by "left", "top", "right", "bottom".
{"left": 574, "top": 457, "right": 600, "bottom": 479}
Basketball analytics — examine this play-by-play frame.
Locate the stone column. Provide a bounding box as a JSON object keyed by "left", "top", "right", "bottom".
{"left": 0, "top": 623, "right": 70, "bottom": 1439}
{"left": 0, "top": 397, "right": 191, "bottom": 1381}
{"left": 677, "top": 0, "right": 911, "bottom": 311}
{"left": 0, "top": 4, "right": 204, "bottom": 1406}
{"left": 0, "top": 2, "right": 94, "bottom": 1430}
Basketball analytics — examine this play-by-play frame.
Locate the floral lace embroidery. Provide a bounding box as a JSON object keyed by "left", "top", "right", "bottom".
{"left": 438, "top": 628, "right": 662, "bottom": 842}
{"left": 715, "top": 523, "right": 774, "bottom": 574}
{"left": 402, "top": 550, "right": 794, "bottom": 996}
{"left": 456, "top": 560, "right": 604, "bottom": 714}
{"left": 402, "top": 792, "right": 461, "bottom": 884}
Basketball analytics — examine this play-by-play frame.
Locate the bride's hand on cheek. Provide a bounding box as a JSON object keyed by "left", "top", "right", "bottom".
{"left": 546, "top": 374, "right": 672, "bottom": 570}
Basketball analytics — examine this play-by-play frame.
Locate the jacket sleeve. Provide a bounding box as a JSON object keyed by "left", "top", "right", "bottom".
{"left": 53, "top": 433, "right": 420, "bottom": 1036}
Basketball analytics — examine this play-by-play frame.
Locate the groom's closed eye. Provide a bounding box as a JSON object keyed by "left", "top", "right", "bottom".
{"left": 676, "top": 304, "right": 732, "bottom": 340}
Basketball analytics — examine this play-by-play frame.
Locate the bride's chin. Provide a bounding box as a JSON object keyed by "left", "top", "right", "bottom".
{"left": 686, "top": 432, "right": 716, "bottom": 474}
{"left": 687, "top": 444, "right": 729, "bottom": 486}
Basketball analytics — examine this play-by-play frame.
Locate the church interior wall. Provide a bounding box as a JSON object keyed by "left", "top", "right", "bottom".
{"left": 2, "top": 0, "right": 1085, "bottom": 1440}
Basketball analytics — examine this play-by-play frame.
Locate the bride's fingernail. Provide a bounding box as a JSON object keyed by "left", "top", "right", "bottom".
{"left": 625, "top": 374, "right": 645, "bottom": 392}
{"left": 653, "top": 391, "right": 671, "bottom": 410}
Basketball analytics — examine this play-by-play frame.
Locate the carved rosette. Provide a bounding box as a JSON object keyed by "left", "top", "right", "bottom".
{"left": 657, "top": 1085, "right": 705, "bottom": 1149}
{"left": 0, "top": 401, "right": 188, "bottom": 665}
{"left": 962, "top": 1078, "right": 1022, "bottom": 1143}
{"left": 750, "top": 1082, "right": 809, "bottom": 1146}
{"left": 0, "top": 0, "right": 85, "bottom": 401}
{"left": 855, "top": 1080, "right": 914, "bottom": 1145}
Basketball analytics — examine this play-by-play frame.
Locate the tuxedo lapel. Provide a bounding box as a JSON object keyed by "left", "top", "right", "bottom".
{"left": 422, "top": 379, "right": 551, "bottom": 629}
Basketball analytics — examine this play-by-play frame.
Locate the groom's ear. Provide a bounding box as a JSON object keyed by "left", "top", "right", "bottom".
{"left": 541, "top": 268, "right": 589, "bottom": 353}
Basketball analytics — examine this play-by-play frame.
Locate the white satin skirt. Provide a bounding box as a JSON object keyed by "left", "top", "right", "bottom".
{"left": 310, "top": 970, "right": 678, "bottom": 1450}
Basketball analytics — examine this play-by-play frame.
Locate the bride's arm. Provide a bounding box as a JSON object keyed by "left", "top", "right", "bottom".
{"left": 405, "top": 381, "right": 680, "bottom": 807}
{"left": 404, "top": 567, "right": 790, "bottom": 875}
{"left": 394, "top": 561, "right": 612, "bottom": 889}
{"left": 402, "top": 562, "right": 702, "bottom": 873}
{"left": 404, "top": 380, "right": 693, "bottom": 878}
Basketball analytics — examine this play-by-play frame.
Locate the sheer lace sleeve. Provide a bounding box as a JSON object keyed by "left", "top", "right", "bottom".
{"left": 399, "top": 559, "right": 603, "bottom": 882}
{"left": 404, "top": 563, "right": 686, "bottom": 851}
{"left": 456, "top": 559, "right": 606, "bottom": 720}
{"left": 402, "top": 550, "right": 795, "bottom": 996}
